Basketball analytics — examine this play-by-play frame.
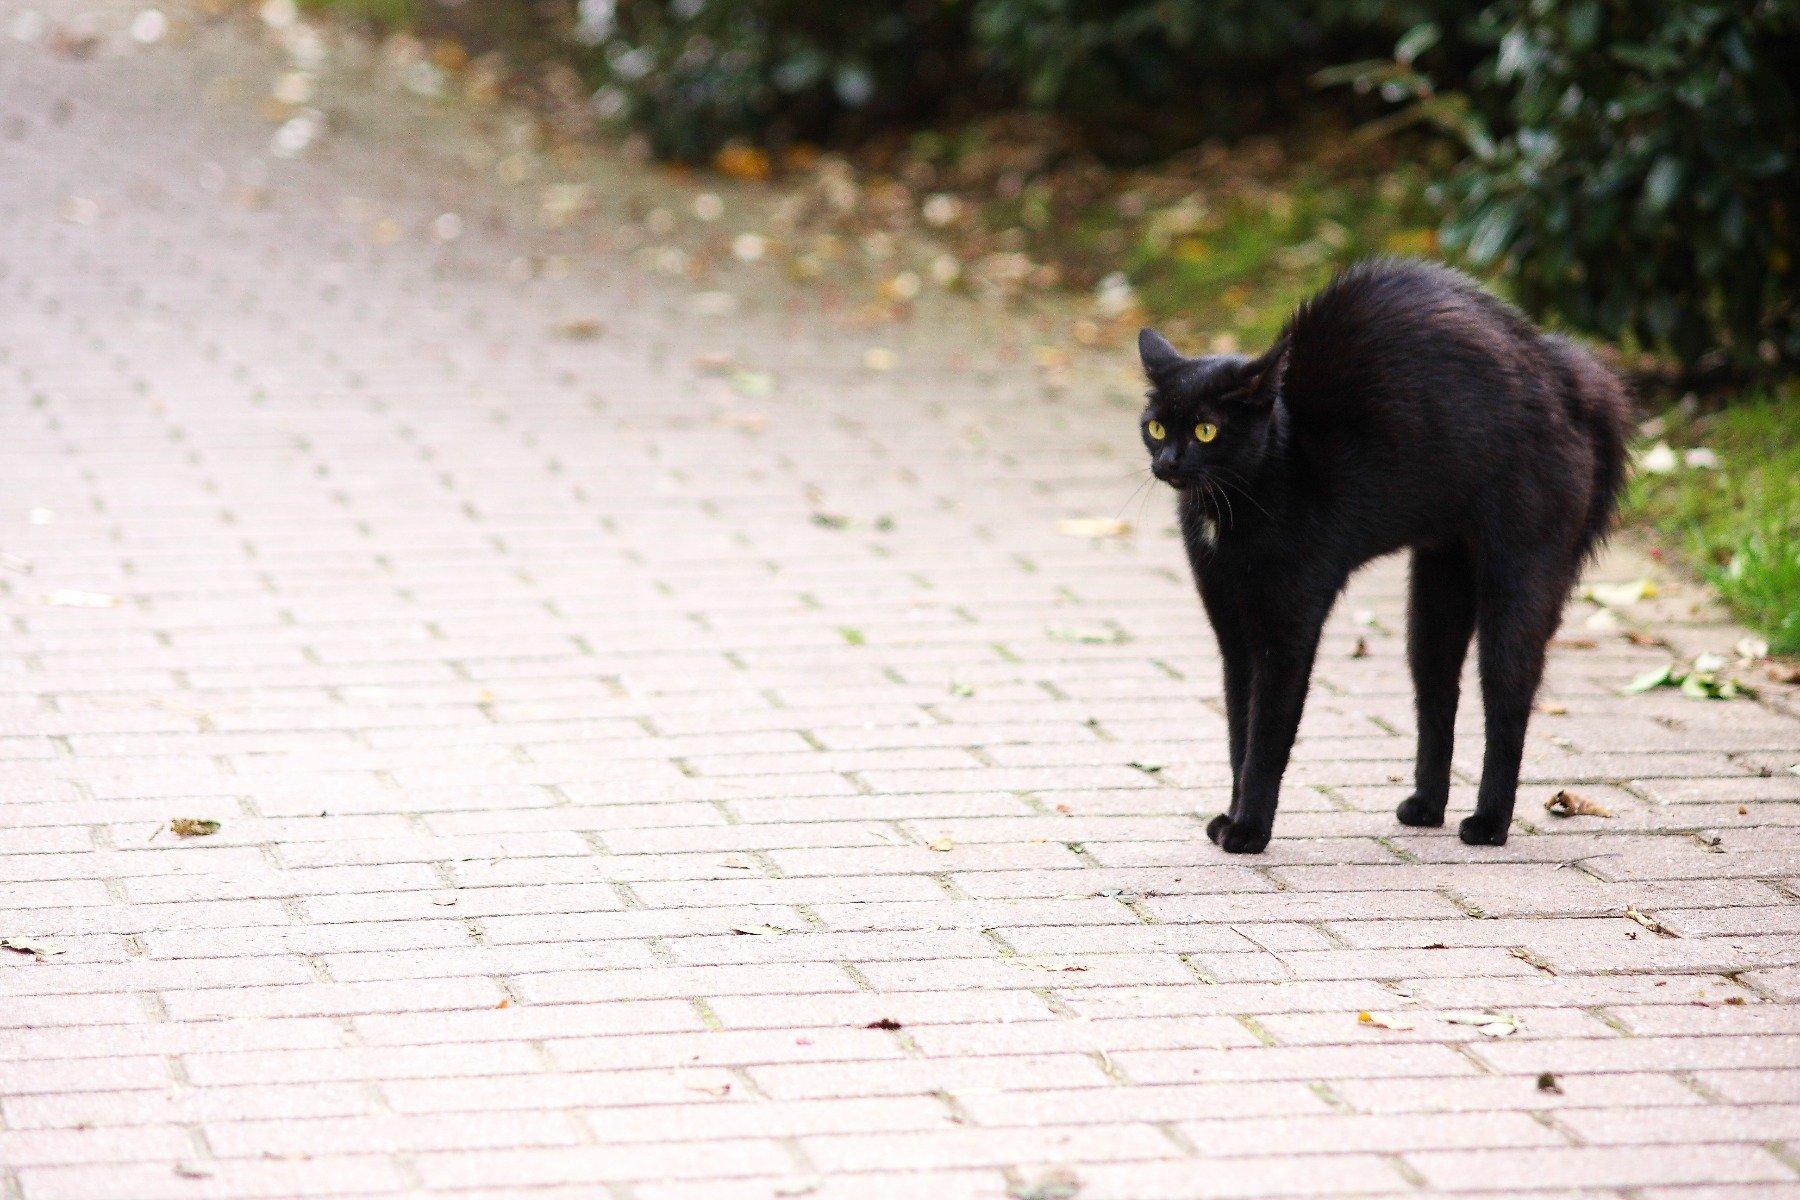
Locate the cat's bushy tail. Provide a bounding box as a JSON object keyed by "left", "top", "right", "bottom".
{"left": 1550, "top": 337, "right": 1632, "bottom": 563}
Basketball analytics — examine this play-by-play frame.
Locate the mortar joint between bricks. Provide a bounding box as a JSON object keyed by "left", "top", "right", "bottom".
{"left": 979, "top": 928, "right": 1019, "bottom": 958}
{"left": 644, "top": 936, "right": 679, "bottom": 967}
{"left": 138, "top": 992, "right": 169, "bottom": 1023}
{"left": 1308, "top": 1080, "right": 1356, "bottom": 1114}
{"left": 839, "top": 962, "right": 878, "bottom": 992}
{"left": 333, "top": 1015, "right": 363, "bottom": 1047}
{"left": 1384, "top": 1153, "right": 1429, "bottom": 1190}
{"left": 1176, "top": 953, "right": 1219, "bottom": 984}
{"left": 1375, "top": 835, "right": 1420, "bottom": 864}
{"left": 1232, "top": 1013, "right": 1279, "bottom": 1047}
{"left": 611, "top": 881, "right": 645, "bottom": 910}
{"left": 842, "top": 770, "right": 874, "bottom": 795}
{"left": 1528, "top": 1108, "right": 1587, "bottom": 1146}
{"left": 1154, "top": 1121, "right": 1200, "bottom": 1156}
{"left": 1674, "top": 1068, "right": 1728, "bottom": 1102}
{"left": 931, "top": 873, "right": 968, "bottom": 900}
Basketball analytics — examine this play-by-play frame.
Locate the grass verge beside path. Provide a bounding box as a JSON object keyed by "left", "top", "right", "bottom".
{"left": 1627, "top": 387, "right": 1800, "bottom": 655}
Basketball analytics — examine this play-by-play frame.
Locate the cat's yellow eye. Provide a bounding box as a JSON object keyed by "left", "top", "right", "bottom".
{"left": 1146, "top": 420, "right": 1166, "bottom": 441}
{"left": 1195, "top": 422, "right": 1219, "bottom": 443}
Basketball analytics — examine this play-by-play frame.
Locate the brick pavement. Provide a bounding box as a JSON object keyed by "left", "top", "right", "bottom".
{"left": 2, "top": 5, "right": 1798, "bottom": 1198}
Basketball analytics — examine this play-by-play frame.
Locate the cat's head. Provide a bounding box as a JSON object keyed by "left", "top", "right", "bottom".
{"left": 1138, "top": 327, "right": 1286, "bottom": 490}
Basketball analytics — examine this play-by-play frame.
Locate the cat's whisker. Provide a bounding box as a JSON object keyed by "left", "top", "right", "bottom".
{"left": 1115, "top": 475, "right": 1154, "bottom": 523}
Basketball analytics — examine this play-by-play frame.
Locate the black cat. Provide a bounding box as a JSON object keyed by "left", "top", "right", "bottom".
{"left": 1139, "top": 259, "right": 1629, "bottom": 853}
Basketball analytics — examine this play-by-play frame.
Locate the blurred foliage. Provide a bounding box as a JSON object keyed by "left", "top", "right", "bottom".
{"left": 1336, "top": 0, "right": 1800, "bottom": 378}
{"left": 1628, "top": 386, "right": 1800, "bottom": 652}
{"left": 322, "top": 0, "right": 1800, "bottom": 381}
{"left": 580, "top": 0, "right": 976, "bottom": 161}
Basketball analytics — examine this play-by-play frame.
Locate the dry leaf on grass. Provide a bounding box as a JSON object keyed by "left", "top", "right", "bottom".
{"left": 1544, "top": 790, "right": 1611, "bottom": 818}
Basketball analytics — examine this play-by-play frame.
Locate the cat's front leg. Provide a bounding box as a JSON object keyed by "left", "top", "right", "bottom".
{"left": 1209, "top": 605, "right": 1328, "bottom": 854}
{"left": 1197, "top": 574, "right": 1252, "bottom": 812}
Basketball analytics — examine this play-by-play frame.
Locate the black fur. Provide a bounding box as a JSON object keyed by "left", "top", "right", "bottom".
{"left": 1139, "top": 259, "right": 1629, "bottom": 853}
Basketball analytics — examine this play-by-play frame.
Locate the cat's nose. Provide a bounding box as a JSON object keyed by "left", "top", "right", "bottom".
{"left": 1154, "top": 449, "right": 1181, "bottom": 475}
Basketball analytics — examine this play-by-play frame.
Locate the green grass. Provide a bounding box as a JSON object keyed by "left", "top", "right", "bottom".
{"left": 1125, "top": 167, "right": 1439, "bottom": 345}
{"left": 1626, "top": 385, "right": 1800, "bottom": 653}
{"left": 298, "top": 0, "right": 418, "bottom": 26}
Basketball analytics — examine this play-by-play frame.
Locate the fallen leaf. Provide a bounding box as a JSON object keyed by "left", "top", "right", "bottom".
{"left": 1619, "top": 664, "right": 1674, "bottom": 695}
{"left": 866, "top": 1017, "right": 903, "bottom": 1030}
{"left": 1624, "top": 907, "right": 1674, "bottom": 936}
{"left": 42, "top": 589, "right": 119, "bottom": 608}
{"left": 172, "top": 1163, "right": 212, "bottom": 1180}
{"left": 1443, "top": 1012, "right": 1520, "bottom": 1037}
{"left": 1357, "top": 1011, "right": 1415, "bottom": 1031}
{"left": 1623, "top": 631, "right": 1666, "bottom": 647}
{"left": 1551, "top": 638, "right": 1598, "bottom": 650}
{"left": 1349, "top": 636, "right": 1369, "bottom": 658}
{"left": 839, "top": 627, "right": 865, "bottom": 645}
{"left": 1536, "top": 1072, "right": 1562, "bottom": 1094}
{"left": 430, "top": 894, "right": 458, "bottom": 907}
{"left": 1, "top": 937, "right": 65, "bottom": 961}
{"left": 810, "top": 511, "right": 852, "bottom": 529}
{"left": 1127, "top": 761, "right": 1164, "bottom": 774}
{"left": 682, "top": 1079, "right": 731, "bottom": 1097}
{"left": 772, "top": 1178, "right": 823, "bottom": 1198}
{"left": 1735, "top": 636, "right": 1769, "bottom": 662}
{"left": 1638, "top": 442, "right": 1678, "bottom": 474}
{"left": 1588, "top": 579, "right": 1657, "bottom": 608}
{"left": 730, "top": 923, "right": 791, "bottom": 937}
{"left": 1056, "top": 517, "right": 1131, "bottom": 539}
{"left": 719, "top": 856, "right": 755, "bottom": 871}
{"left": 495, "top": 998, "right": 510, "bottom": 1009}
{"left": 1544, "top": 790, "right": 1612, "bottom": 818}
{"left": 169, "top": 818, "right": 220, "bottom": 837}
{"left": 1767, "top": 662, "right": 1800, "bottom": 684}
{"left": 554, "top": 318, "right": 604, "bottom": 340}
{"left": 949, "top": 683, "right": 975, "bottom": 698}
{"left": 926, "top": 836, "right": 954, "bottom": 852}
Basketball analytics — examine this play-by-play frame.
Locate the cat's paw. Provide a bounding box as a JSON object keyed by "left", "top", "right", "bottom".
{"left": 1395, "top": 793, "right": 1446, "bottom": 827}
{"left": 1206, "top": 814, "right": 1270, "bottom": 854}
{"left": 1458, "top": 812, "right": 1511, "bottom": 846}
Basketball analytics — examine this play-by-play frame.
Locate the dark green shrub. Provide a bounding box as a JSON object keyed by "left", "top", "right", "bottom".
{"left": 576, "top": 1, "right": 976, "bottom": 160}
{"left": 1438, "top": 0, "right": 1800, "bottom": 376}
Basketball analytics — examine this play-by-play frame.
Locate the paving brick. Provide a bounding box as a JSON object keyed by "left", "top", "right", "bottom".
{"left": 4, "top": 11, "right": 1797, "bottom": 1196}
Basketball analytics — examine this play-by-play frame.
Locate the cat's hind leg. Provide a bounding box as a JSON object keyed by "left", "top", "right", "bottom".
{"left": 1396, "top": 544, "right": 1477, "bottom": 829}
{"left": 1462, "top": 555, "right": 1575, "bottom": 846}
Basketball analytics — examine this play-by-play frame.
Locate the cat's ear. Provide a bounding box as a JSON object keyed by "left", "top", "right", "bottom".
{"left": 1138, "top": 328, "right": 1184, "bottom": 378}
{"left": 1237, "top": 338, "right": 1290, "bottom": 409}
